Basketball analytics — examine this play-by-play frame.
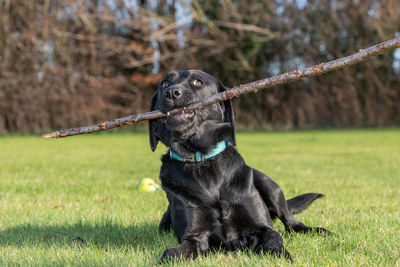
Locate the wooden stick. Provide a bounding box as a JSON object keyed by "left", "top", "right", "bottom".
{"left": 43, "top": 37, "right": 400, "bottom": 139}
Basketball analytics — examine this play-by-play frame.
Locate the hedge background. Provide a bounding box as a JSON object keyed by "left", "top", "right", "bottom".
{"left": 1, "top": 0, "right": 399, "bottom": 132}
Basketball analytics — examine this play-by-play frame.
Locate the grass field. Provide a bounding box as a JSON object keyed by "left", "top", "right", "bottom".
{"left": 0, "top": 130, "right": 399, "bottom": 266}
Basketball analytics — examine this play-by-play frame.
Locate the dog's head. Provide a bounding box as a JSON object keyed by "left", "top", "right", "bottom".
{"left": 149, "top": 70, "right": 236, "bottom": 153}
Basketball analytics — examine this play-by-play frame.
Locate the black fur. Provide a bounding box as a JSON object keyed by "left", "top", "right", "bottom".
{"left": 149, "top": 70, "right": 327, "bottom": 263}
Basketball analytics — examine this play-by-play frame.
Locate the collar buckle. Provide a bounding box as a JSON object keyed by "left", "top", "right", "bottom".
{"left": 183, "top": 154, "right": 195, "bottom": 162}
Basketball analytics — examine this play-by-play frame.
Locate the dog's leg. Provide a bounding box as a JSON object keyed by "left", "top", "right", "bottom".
{"left": 160, "top": 233, "right": 210, "bottom": 263}
{"left": 159, "top": 206, "right": 172, "bottom": 233}
{"left": 259, "top": 228, "right": 292, "bottom": 262}
{"left": 252, "top": 169, "right": 328, "bottom": 234}
{"left": 160, "top": 240, "right": 198, "bottom": 263}
{"left": 159, "top": 192, "right": 213, "bottom": 263}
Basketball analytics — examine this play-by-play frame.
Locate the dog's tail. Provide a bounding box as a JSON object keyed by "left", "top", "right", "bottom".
{"left": 287, "top": 193, "right": 324, "bottom": 214}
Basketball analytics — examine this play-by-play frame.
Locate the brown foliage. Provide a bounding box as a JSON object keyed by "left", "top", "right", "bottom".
{"left": 0, "top": 0, "right": 399, "bottom": 132}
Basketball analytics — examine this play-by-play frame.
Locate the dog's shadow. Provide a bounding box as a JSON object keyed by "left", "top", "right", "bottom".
{"left": 0, "top": 220, "right": 172, "bottom": 251}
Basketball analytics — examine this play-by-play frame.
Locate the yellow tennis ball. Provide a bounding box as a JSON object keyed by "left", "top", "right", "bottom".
{"left": 137, "top": 178, "right": 159, "bottom": 192}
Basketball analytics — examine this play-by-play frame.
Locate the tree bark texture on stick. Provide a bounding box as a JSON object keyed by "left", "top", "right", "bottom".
{"left": 43, "top": 37, "right": 400, "bottom": 139}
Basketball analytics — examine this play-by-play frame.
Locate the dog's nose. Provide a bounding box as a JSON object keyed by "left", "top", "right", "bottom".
{"left": 163, "top": 87, "right": 182, "bottom": 100}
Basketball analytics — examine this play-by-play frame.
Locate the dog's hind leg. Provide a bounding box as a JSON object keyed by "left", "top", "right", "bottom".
{"left": 252, "top": 169, "right": 328, "bottom": 234}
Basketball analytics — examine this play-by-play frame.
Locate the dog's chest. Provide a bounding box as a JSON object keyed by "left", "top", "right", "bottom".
{"left": 183, "top": 161, "right": 225, "bottom": 197}
{"left": 178, "top": 166, "right": 262, "bottom": 242}
{"left": 161, "top": 152, "right": 249, "bottom": 203}
{"left": 161, "top": 156, "right": 271, "bottom": 245}
{"left": 161, "top": 158, "right": 231, "bottom": 200}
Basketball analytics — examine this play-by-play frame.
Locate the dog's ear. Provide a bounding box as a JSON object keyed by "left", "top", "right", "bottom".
{"left": 218, "top": 81, "right": 236, "bottom": 146}
{"left": 149, "top": 91, "right": 159, "bottom": 151}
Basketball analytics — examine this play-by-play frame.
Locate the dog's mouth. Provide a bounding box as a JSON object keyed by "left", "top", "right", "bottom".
{"left": 166, "top": 109, "right": 195, "bottom": 123}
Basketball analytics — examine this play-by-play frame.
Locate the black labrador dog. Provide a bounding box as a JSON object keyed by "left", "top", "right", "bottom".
{"left": 149, "top": 70, "right": 327, "bottom": 263}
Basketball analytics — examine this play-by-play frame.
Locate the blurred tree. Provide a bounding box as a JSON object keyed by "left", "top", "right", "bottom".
{"left": 0, "top": 0, "right": 399, "bottom": 132}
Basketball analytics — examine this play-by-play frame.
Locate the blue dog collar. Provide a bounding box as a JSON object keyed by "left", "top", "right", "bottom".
{"left": 170, "top": 139, "right": 229, "bottom": 163}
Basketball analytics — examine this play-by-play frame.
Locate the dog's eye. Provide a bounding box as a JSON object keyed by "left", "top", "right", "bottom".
{"left": 192, "top": 79, "right": 203, "bottom": 87}
{"left": 162, "top": 81, "right": 170, "bottom": 88}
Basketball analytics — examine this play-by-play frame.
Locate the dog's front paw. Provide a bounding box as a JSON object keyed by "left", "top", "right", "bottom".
{"left": 262, "top": 230, "right": 293, "bottom": 262}
{"left": 160, "top": 241, "right": 198, "bottom": 263}
{"left": 272, "top": 247, "right": 293, "bottom": 263}
{"left": 265, "top": 243, "right": 293, "bottom": 263}
{"left": 160, "top": 247, "right": 180, "bottom": 263}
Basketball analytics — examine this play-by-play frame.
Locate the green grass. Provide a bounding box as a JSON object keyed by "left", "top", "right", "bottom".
{"left": 0, "top": 130, "right": 399, "bottom": 266}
